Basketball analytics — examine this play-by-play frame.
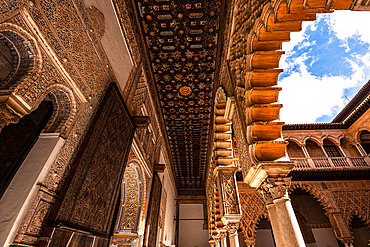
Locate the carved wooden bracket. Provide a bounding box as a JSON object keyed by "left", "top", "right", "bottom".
{"left": 153, "top": 163, "right": 165, "bottom": 173}
{"left": 133, "top": 116, "right": 150, "bottom": 129}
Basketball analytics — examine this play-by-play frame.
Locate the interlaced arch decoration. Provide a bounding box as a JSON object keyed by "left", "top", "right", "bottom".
{"left": 332, "top": 189, "right": 370, "bottom": 227}
{"left": 0, "top": 23, "right": 43, "bottom": 130}
{"left": 36, "top": 84, "right": 77, "bottom": 137}
{"left": 0, "top": 23, "right": 42, "bottom": 91}
{"left": 238, "top": 189, "right": 268, "bottom": 245}
{"left": 0, "top": 22, "right": 78, "bottom": 137}
{"left": 290, "top": 183, "right": 334, "bottom": 211}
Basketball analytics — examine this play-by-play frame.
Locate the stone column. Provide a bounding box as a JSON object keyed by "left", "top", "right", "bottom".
{"left": 266, "top": 204, "right": 287, "bottom": 247}
{"left": 343, "top": 240, "right": 354, "bottom": 247}
{"left": 259, "top": 185, "right": 286, "bottom": 247}
{"left": 219, "top": 231, "right": 227, "bottom": 247}
{"left": 354, "top": 142, "right": 367, "bottom": 156}
{"left": 213, "top": 237, "right": 220, "bottom": 247}
{"left": 301, "top": 144, "right": 310, "bottom": 158}
{"left": 209, "top": 240, "right": 216, "bottom": 247}
{"left": 227, "top": 223, "right": 240, "bottom": 247}
{"left": 261, "top": 177, "right": 305, "bottom": 247}
{"left": 321, "top": 145, "right": 329, "bottom": 157}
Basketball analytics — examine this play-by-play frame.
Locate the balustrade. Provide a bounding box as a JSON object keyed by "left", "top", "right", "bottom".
{"left": 291, "top": 157, "right": 370, "bottom": 169}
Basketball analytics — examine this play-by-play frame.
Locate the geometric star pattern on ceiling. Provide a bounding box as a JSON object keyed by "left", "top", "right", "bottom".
{"left": 136, "top": 0, "right": 221, "bottom": 192}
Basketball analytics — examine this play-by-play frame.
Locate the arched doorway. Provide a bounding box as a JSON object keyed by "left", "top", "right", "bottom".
{"left": 359, "top": 130, "right": 370, "bottom": 154}
{"left": 255, "top": 217, "right": 276, "bottom": 247}
{"left": 349, "top": 214, "right": 370, "bottom": 246}
{"left": 290, "top": 189, "right": 341, "bottom": 247}
{"left": 0, "top": 100, "right": 53, "bottom": 198}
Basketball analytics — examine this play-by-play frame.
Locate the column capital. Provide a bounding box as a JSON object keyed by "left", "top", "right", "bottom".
{"left": 259, "top": 177, "right": 291, "bottom": 202}
{"left": 208, "top": 240, "right": 216, "bottom": 247}
{"left": 218, "top": 231, "right": 227, "bottom": 239}
{"left": 245, "top": 161, "right": 294, "bottom": 188}
{"left": 226, "top": 222, "right": 239, "bottom": 235}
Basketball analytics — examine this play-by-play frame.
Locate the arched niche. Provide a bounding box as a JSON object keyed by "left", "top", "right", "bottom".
{"left": 290, "top": 189, "right": 340, "bottom": 247}
{"left": 340, "top": 138, "right": 361, "bottom": 157}
{"left": 0, "top": 23, "right": 43, "bottom": 131}
{"left": 305, "top": 139, "right": 326, "bottom": 158}
{"left": 38, "top": 85, "right": 77, "bottom": 137}
{"left": 323, "top": 139, "right": 342, "bottom": 157}
{"left": 116, "top": 161, "right": 144, "bottom": 234}
{"left": 359, "top": 130, "right": 370, "bottom": 155}
{"left": 0, "top": 23, "right": 42, "bottom": 91}
{"left": 349, "top": 214, "right": 370, "bottom": 247}
{"left": 287, "top": 140, "right": 305, "bottom": 158}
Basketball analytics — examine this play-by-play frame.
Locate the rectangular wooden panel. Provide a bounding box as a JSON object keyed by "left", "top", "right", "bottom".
{"left": 52, "top": 83, "right": 135, "bottom": 236}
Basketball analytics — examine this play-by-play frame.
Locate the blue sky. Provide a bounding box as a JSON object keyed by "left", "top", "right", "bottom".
{"left": 278, "top": 11, "right": 370, "bottom": 124}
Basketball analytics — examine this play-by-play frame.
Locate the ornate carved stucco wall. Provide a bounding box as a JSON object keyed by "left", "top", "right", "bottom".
{"left": 0, "top": 0, "right": 174, "bottom": 245}
{"left": 237, "top": 180, "right": 370, "bottom": 245}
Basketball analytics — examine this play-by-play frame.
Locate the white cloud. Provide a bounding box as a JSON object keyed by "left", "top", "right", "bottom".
{"left": 279, "top": 56, "right": 367, "bottom": 124}
{"left": 278, "top": 11, "right": 370, "bottom": 124}
{"left": 326, "top": 11, "right": 370, "bottom": 45}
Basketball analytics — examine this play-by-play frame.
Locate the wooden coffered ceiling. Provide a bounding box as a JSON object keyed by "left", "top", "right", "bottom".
{"left": 129, "top": 0, "right": 225, "bottom": 195}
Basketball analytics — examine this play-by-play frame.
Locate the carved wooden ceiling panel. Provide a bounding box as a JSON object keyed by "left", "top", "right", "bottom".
{"left": 134, "top": 0, "right": 222, "bottom": 193}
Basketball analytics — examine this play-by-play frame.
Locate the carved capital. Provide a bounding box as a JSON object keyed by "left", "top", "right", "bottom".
{"left": 259, "top": 177, "right": 291, "bottom": 202}
{"left": 218, "top": 231, "right": 227, "bottom": 239}
{"left": 224, "top": 97, "right": 235, "bottom": 121}
{"left": 226, "top": 222, "right": 239, "bottom": 236}
{"left": 257, "top": 186, "right": 273, "bottom": 205}
{"left": 268, "top": 177, "right": 291, "bottom": 199}
{"left": 0, "top": 103, "right": 22, "bottom": 131}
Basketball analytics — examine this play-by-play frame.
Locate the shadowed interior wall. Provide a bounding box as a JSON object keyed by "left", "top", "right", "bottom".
{"left": 179, "top": 204, "right": 209, "bottom": 247}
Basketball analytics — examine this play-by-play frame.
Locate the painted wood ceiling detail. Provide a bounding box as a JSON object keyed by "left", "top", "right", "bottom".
{"left": 136, "top": 0, "right": 221, "bottom": 192}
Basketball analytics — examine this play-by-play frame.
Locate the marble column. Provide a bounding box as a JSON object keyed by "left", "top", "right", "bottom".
{"left": 259, "top": 183, "right": 286, "bottom": 247}
{"left": 209, "top": 240, "right": 216, "bottom": 247}
{"left": 354, "top": 142, "right": 367, "bottom": 156}
{"left": 343, "top": 241, "right": 354, "bottom": 247}
{"left": 301, "top": 144, "right": 310, "bottom": 158}
{"left": 261, "top": 177, "right": 305, "bottom": 247}
{"left": 266, "top": 204, "right": 287, "bottom": 247}
{"left": 227, "top": 223, "right": 240, "bottom": 247}
{"left": 219, "top": 232, "right": 227, "bottom": 247}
